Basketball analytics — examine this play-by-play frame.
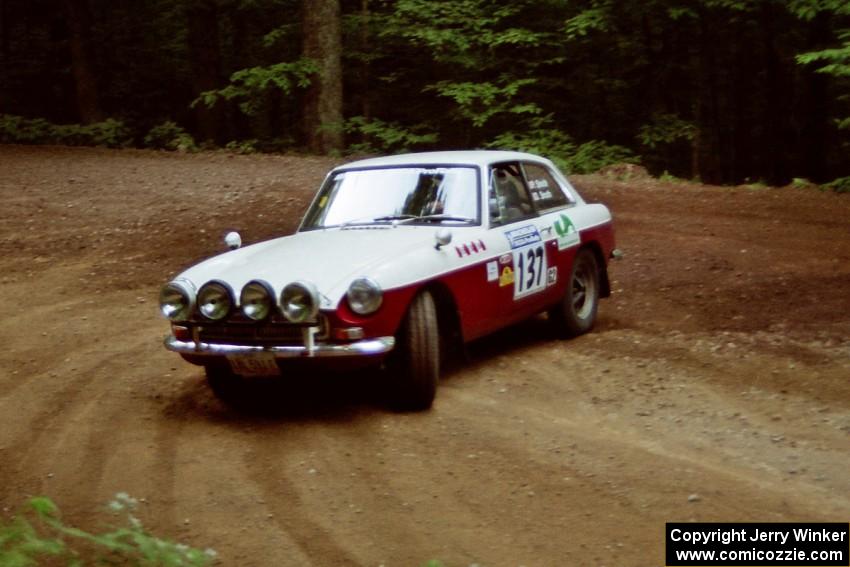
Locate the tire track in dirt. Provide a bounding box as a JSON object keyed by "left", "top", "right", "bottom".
{"left": 244, "top": 426, "right": 373, "bottom": 566}
{"left": 0, "top": 317, "right": 168, "bottom": 514}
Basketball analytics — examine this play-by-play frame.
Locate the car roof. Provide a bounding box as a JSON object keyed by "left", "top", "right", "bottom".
{"left": 335, "top": 150, "right": 555, "bottom": 170}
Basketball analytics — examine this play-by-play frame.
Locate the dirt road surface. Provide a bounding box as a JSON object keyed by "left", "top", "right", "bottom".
{"left": 1, "top": 146, "right": 848, "bottom": 566}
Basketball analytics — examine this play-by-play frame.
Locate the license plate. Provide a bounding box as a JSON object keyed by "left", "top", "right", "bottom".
{"left": 227, "top": 353, "right": 280, "bottom": 377}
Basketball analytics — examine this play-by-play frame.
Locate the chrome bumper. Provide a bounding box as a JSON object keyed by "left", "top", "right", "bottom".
{"left": 164, "top": 335, "right": 395, "bottom": 358}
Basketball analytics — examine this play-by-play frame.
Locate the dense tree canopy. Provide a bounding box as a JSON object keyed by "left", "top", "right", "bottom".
{"left": 0, "top": 0, "right": 848, "bottom": 184}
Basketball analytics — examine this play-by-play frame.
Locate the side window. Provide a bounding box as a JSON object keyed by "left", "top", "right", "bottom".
{"left": 522, "top": 163, "right": 572, "bottom": 212}
{"left": 489, "top": 163, "right": 535, "bottom": 226}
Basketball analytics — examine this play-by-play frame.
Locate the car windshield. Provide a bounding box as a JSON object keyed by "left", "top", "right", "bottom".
{"left": 300, "top": 166, "right": 480, "bottom": 230}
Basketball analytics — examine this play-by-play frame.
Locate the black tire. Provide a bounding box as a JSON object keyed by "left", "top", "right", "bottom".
{"left": 389, "top": 290, "right": 440, "bottom": 411}
{"left": 204, "top": 364, "right": 245, "bottom": 404}
{"left": 550, "top": 248, "right": 600, "bottom": 338}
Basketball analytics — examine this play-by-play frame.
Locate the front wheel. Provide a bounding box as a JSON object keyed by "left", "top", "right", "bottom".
{"left": 550, "top": 248, "right": 600, "bottom": 338}
{"left": 205, "top": 364, "right": 245, "bottom": 404}
{"left": 388, "top": 290, "right": 440, "bottom": 411}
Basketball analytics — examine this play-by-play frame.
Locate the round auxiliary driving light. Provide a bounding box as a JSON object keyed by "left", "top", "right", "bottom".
{"left": 159, "top": 280, "right": 195, "bottom": 322}
{"left": 197, "top": 281, "right": 233, "bottom": 321}
{"left": 347, "top": 277, "right": 382, "bottom": 315}
{"left": 280, "top": 281, "right": 319, "bottom": 323}
{"left": 240, "top": 280, "right": 275, "bottom": 321}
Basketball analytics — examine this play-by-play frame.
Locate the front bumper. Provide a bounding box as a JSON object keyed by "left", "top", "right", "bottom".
{"left": 164, "top": 335, "right": 395, "bottom": 358}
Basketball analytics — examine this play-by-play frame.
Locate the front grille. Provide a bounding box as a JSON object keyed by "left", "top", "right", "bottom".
{"left": 196, "top": 317, "right": 329, "bottom": 346}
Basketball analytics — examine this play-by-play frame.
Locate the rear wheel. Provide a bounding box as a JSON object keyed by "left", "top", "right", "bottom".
{"left": 388, "top": 290, "right": 440, "bottom": 410}
{"left": 550, "top": 248, "right": 600, "bottom": 338}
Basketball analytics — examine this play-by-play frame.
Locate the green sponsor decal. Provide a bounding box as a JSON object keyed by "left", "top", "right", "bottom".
{"left": 554, "top": 214, "right": 576, "bottom": 237}
{"left": 553, "top": 213, "right": 580, "bottom": 249}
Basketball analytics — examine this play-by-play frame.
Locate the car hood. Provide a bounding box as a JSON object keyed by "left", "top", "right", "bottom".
{"left": 176, "top": 226, "right": 444, "bottom": 308}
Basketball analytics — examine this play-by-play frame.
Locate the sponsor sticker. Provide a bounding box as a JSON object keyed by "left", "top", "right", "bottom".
{"left": 505, "top": 225, "right": 541, "bottom": 249}
{"left": 486, "top": 261, "right": 499, "bottom": 282}
{"left": 499, "top": 266, "right": 514, "bottom": 287}
{"left": 528, "top": 178, "right": 554, "bottom": 201}
{"left": 553, "top": 213, "right": 580, "bottom": 250}
{"left": 547, "top": 266, "right": 558, "bottom": 286}
{"left": 499, "top": 253, "right": 512, "bottom": 265}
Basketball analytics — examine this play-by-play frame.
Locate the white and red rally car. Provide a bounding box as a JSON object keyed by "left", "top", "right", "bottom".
{"left": 159, "top": 151, "right": 617, "bottom": 409}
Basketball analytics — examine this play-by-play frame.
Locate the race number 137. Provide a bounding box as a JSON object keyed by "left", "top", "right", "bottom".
{"left": 514, "top": 244, "right": 546, "bottom": 298}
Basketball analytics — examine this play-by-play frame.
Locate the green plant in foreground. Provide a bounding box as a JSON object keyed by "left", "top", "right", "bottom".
{"left": 0, "top": 493, "right": 216, "bottom": 566}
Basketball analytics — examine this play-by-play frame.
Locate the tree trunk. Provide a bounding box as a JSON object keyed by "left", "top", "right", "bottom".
{"left": 302, "top": 0, "right": 343, "bottom": 153}
{"left": 187, "top": 0, "right": 223, "bottom": 143}
{"left": 695, "top": 8, "right": 724, "bottom": 184}
{"left": 760, "top": 3, "right": 785, "bottom": 185}
{"left": 0, "top": 0, "right": 8, "bottom": 111}
{"left": 64, "top": 0, "right": 103, "bottom": 124}
{"left": 359, "top": 0, "right": 371, "bottom": 120}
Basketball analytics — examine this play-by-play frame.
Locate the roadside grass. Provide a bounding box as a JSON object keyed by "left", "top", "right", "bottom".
{"left": 0, "top": 493, "right": 216, "bottom": 566}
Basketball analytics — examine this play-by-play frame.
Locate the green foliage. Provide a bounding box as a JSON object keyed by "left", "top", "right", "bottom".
{"left": 796, "top": 21, "right": 850, "bottom": 134}
{"left": 0, "top": 493, "right": 216, "bottom": 566}
{"left": 0, "top": 115, "right": 54, "bottom": 144}
{"left": 55, "top": 119, "right": 132, "bottom": 148}
{"left": 224, "top": 139, "right": 259, "bottom": 154}
{"left": 659, "top": 170, "right": 686, "bottom": 183}
{"left": 427, "top": 78, "right": 541, "bottom": 128}
{"left": 386, "top": 1, "right": 545, "bottom": 68}
{"left": 796, "top": 30, "right": 850, "bottom": 79}
{"left": 790, "top": 177, "right": 817, "bottom": 188}
{"left": 2, "top": 0, "right": 849, "bottom": 183}
{"left": 487, "top": 117, "right": 637, "bottom": 174}
{"left": 344, "top": 117, "right": 437, "bottom": 154}
{"left": 823, "top": 176, "right": 850, "bottom": 193}
{"left": 789, "top": 0, "right": 850, "bottom": 21}
{"left": 378, "top": 0, "right": 556, "bottom": 144}
{"left": 144, "top": 121, "right": 197, "bottom": 152}
{"left": 741, "top": 180, "right": 769, "bottom": 190}
{"left": 564, "top": 2, "right": 612, "bottom": 39}
{"left": 0, "top": 115, "right": 132, "bottom": 148}
{"left": 194, "top": 58, "right": 319, "bottom": 116}
{"left": 567, "top": 140, "right": 639, "bottom": 175}
{"left": 638, "top": 114, "right": 697, "bottom": 149}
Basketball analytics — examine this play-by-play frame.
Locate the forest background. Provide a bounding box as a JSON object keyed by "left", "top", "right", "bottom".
{"left": 1, "top": 0, "right": 848, "bottom": 186}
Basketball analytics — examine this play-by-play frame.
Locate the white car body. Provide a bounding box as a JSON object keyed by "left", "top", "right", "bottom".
{"left": 160, "top": 150, "right": 618, "bottom": 408}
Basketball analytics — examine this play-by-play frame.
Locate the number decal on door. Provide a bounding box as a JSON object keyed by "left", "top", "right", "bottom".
{"left": 513, "top": 244, "right": 546, "bottom": 299}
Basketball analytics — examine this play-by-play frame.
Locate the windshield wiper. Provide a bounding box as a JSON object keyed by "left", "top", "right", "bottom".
{"left": 340, "top": 214, "right": 416, "bottom": 227}
{"left": 413, "top": 214, "right": 476, "bottom": 224}
{"left": 339, "top": 216, "right": 381, "bottom": 227}
{"left": 372, "top": 214, "right": 418, "bottom": 222}
{"left": 342, "top": 213, "right": 476, "bottom": 228}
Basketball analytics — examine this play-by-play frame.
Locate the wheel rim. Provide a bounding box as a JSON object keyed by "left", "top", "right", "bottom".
{"left": 572, "top": 258, "right": 596, "bottom": 319}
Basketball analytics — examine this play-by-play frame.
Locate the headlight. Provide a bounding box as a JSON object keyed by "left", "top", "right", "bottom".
{"left": 347, "top": 277, "right": 382, "bottom": 315}
{"left": 240, "top": 280, "right": 275, "bottom": 321}
{"left": 197, "top": 281, "right": 233, "bottom": 321}
{"left": 280, "top": 281, "right": 319, "bottom": 323}
{"left": 159, "top": 280, "right": 195, "bottom": 321}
